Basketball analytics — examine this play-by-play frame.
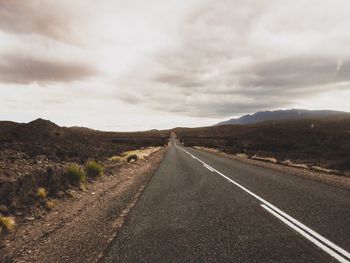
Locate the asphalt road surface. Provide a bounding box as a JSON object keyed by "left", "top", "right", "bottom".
{"left": 103, "top": 137, "right": 350, "bottom": 262}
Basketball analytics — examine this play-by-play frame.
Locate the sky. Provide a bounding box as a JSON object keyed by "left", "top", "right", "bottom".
{"left": 0, "top": 0, "right": 350, "bottom": 131}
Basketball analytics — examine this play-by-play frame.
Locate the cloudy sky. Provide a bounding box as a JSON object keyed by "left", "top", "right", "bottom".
{"left": 1, "top": 0, "right": 350, "bottom": 131}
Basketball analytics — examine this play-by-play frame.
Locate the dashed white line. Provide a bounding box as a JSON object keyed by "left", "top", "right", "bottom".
{"left": 174, "top": 141, "right": 350, "bottom": 263}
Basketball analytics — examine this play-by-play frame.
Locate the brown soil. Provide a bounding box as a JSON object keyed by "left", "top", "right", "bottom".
{"left": 0, "top": 147, "right": 168, "bottom": 263}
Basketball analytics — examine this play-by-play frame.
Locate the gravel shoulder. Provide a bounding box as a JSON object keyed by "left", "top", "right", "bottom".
{"left": 194, "top": 147, "right": 350, "bottom": 189}
{"left": 1, "top": 147, "right": 168, "bottom": 263}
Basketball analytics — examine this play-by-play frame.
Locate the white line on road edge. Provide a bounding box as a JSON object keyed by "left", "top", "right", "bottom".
{"left": 204, "top": 164, "right": 214, "bottom": 172}
{"left": 261, "top": 204, "right": 349, "bottom": 263}
{"left": 174, "top": 142, "right": 350, "bottom": 262}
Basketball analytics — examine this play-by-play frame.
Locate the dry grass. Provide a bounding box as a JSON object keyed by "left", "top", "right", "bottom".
{"left": 109, "top": 156, "right": 124, "bottom": 162}
{"left": 67, "top": 164, "right": 86, "bottom": 184}
{"left": 0, "top": 216, "right": 15, "bottom": 232}
{"left": 37, "top": 187, "right": 47, "bottom": 199}
{"left": 109, "top": 147, "right": 161, "bottom": 163}
{"left": 45, "top": 200, "right": 56, "bottom": 210}
{"left": 85, "top": 161, "right": 104, "bottom": 177}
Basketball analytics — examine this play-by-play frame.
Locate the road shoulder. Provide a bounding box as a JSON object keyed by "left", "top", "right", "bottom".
{"left": 193, "top": 147, "right": 350, "bottom": 190}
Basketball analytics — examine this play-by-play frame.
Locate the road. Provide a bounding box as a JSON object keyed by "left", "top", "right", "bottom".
{"left": 103, "top": 137, "right": 350, "bottom": 262}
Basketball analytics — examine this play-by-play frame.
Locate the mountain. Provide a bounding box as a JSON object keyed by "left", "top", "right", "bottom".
{"left": 216, "top": 109, "right": 350, "bottom": 126}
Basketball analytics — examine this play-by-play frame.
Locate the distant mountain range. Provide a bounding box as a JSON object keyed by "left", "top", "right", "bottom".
{"left": 216, "top": 109, "right": 350, "bottom": 126}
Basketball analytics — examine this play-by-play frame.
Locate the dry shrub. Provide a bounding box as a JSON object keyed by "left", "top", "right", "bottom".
{"left": 0, "top": 216, "right": 15, "bottom": 232}
{"left": 37, "top": 187, "right": 47, "bottom": 199}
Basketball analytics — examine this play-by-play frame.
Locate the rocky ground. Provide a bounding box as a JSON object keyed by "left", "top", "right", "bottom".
{"left": 174, "top": 117, "right": 350, "bottom": 175}
{"left": 0, "top": 147, "right": 168, "bottom": 263}
{"left": 0, "top": 118, "right": 169, "bottom": 236}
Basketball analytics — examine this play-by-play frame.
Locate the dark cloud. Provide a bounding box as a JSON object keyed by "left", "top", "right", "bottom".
{"left": 0, "top": 1, "right": 75, "bottom": 41}
{"left": 116, "top": 0, "right": 350, "bottom": 118}
{"left": 238, "top": 57, "right": 350, "bottom": 89}
{"left": 0, "top": 55, "right": 96, "bottom": 84}
{"left": 125, "top": 54, "right": 350, "bottom": 118}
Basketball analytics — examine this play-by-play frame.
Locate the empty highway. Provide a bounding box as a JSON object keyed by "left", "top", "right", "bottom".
{"left": 103, "top": 137, "right": 350, "bottom": 262}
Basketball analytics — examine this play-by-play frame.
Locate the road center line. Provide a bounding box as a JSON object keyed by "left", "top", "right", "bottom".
{"left": 174, "top": 142, "right": 350, "bottom": 262}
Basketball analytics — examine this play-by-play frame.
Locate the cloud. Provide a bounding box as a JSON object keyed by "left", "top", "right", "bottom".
{"left": 1, "top": 0, "right": 350, "bottom": 130}
{"left": 0, "top": 1, "right": 79, "bottom": 42}
{"left": 238, "top": 56, "right": 350, "bottom": 88}
{"left": 116, "top": 0, "right": 350, "bottom": 118}
{"left": 0, "top": 55, "right": 96, "bottom": 84}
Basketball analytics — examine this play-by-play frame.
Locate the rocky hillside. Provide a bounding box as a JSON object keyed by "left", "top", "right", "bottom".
{"left": 0, "top": 118, "right": 169, "bottom": 162}
{"left": 176, "top": 116, "right": 350, "bottom": 174}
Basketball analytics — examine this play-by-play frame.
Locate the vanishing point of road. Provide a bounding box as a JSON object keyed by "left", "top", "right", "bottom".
{"left": 103, "top": 136, "right": 350, "bottom": 262}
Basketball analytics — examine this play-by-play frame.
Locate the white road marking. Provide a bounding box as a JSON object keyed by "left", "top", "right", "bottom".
{"left": 174, "top": 141, "right": 350, "bottom": 263}
{"left": 261, "top": 204, "right": 349, "bottom": 263}
{"left": 204, "top": 164, "right": 214, "bottom": 172}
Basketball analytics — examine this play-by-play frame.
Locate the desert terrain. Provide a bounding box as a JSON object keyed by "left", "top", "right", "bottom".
{"left": 175, "top": 116, "right": 350, "bottom": 176}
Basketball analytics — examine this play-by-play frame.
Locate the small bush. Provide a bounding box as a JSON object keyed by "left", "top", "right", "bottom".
{"left": 45, "top": 200, "right": 56, "bottom": 210}
{"left": 37, "top": 187, "right": 47, "bottom": 199}
{"left": 67, "top": 164, "right": 86, "bottom": 184}
{"left": 127, "top": 154, "right": 138, "bottom": 162}
{"left": 0, "top": 216, "right": 15, "bottom": 232}
{"left": 85, "top": 161, "right": 104, "bottom": 177}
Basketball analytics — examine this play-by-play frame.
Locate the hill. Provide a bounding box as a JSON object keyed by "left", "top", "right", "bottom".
{"left": 0, "top": 118, "right": 169, "bottom": 162}
{"left": 216, "top": 109, "right": 350, "bottom": 126}
{"left": 175, "top": 117, "right": 350, "bottom": 174}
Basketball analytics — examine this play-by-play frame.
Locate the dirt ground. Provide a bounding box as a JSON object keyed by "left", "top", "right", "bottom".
{"left": 0, "top": 147, "right": 168, "bottom": 263}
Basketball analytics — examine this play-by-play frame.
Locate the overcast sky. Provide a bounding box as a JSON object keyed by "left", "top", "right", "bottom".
{"left": 1, "top": 0, "right": 350, "bottom": 131}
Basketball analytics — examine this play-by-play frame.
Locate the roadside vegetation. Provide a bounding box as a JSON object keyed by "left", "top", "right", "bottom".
{"left": 0, "top": 216, "right": 15, "bottom": 233}
{"left": 109, "top": 147, "right": 161, "bottom": 163}
{"left": 85, "top": 161, "right": 104, "bottom": 177}
{"left": 37, "top": 187, "right": 47, "bottom": 199}
{"left": 45, "top": 200, "right": 56, "bottom": 210}
{"left": 67, "top": 164, "right": 86, "bottom": 185}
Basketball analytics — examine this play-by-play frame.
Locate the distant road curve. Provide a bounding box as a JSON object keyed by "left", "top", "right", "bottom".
{"left": 103, "top": 136, "right": 350, "bottom": 262}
